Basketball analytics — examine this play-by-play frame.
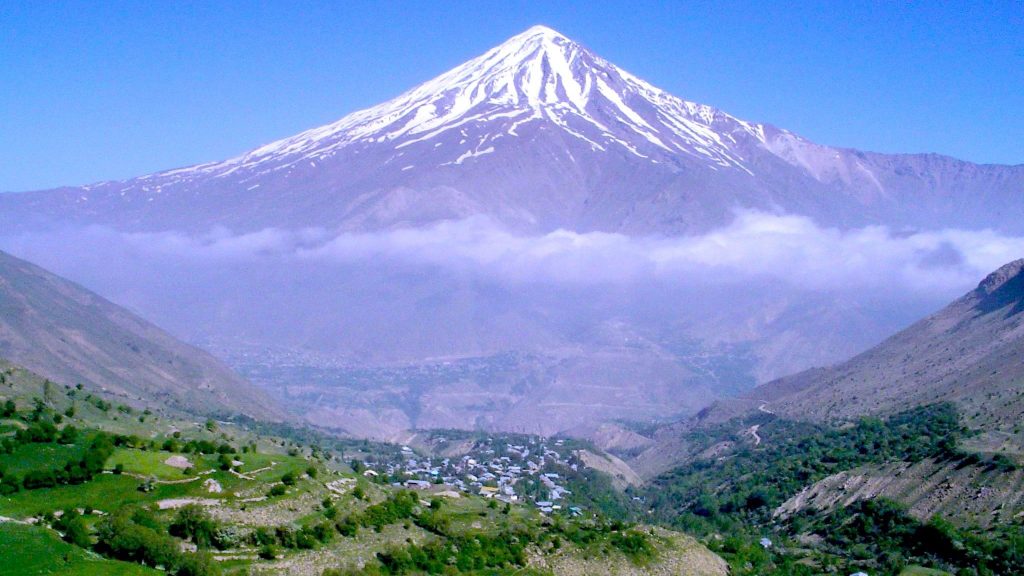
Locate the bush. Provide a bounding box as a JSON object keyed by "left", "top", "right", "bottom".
{"left": 174, "top": 551, "right": 220, "bottom": 576}
{"left": 991, "top": 453, "right": 1018, "bottom": 472}
{"left": 336, "top": 516, "right": 359, "bottom": 537}
{"left": 58, "top": 426, "right": 79, "bottom": 444}
{"left": 96, "top": 506, "right": 221, "bottom": 576}
{"left": 15, "top": 420, "right": 58, "bottom": 443}
{"left": 95, "top": 508, "right": 178, "bottom": 568}
{"left": 55, "top": 509, "right": 91, "bottom": 548}
{"left": 0, "top": 473, "right": 20, "bottom": 494}
{"left": 22, "top": 469, "right": 59, "bottom": 489}
{"left": 357, "top": 491, "right": 417, "bottom": 529}
{"left": 610, "top": 530, "right": 656, "bottom": 564}
{"left": 258, "top": 544, "right": 278, "bottom": 560}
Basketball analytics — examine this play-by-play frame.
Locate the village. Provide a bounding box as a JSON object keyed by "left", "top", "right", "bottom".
{"left": 360, "top": 434, "right": 586, "bottom": 516}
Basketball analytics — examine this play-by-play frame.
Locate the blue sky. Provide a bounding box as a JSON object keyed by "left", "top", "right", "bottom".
{"left": 1, "top": 0, "right": 1021, "bottom": 191}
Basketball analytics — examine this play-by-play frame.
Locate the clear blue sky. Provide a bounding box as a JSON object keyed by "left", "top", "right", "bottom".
{"left": 1, "top": 0, "right": 1021, "bottom": 191}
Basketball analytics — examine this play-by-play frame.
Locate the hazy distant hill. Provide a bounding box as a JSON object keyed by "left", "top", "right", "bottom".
{"left": 0, "top": 250, "right": 281, "bottom": 420}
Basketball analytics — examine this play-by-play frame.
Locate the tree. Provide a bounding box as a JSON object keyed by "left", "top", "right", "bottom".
{"left": 1, "top": 399, "right": 16, "bottom": 417}
{"left": 58, "top": 426, "right": 79, "bottom": 445}
{"left": 95, "top": 507, "right": 178, "bottom": 568}
{"left": 170, "top": 505, "right": 219, "bottom": 549}
{"left": 55, "top": 509, "right": 91, "bottom": 548}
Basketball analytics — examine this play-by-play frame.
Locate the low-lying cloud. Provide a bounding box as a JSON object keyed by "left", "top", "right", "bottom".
{"left": 5, "top": 211, "right": 1020, "bottom": 382}
{"left": 0, "top": 211, "right": 1020, "bottom": 311}
{"left": 31, "top": 211, "right": 1017, "bottom": 297}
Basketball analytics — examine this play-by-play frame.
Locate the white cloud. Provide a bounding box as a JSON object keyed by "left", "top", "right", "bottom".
{"left": 5, "top": 211, "right": 1023, "bottom": 297}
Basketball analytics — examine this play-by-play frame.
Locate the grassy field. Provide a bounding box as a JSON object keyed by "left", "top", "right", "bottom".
{"left": 0, "top": 473, "right": 200, "bottom": 517}
{"left": 0, "top": 522, "right": 159, "bottom": 576}
{"left": 0, "top": 442, "right": 84, "bottom": 476}
{"left": 106, "top": 447, "right": 196, "bottom": 479}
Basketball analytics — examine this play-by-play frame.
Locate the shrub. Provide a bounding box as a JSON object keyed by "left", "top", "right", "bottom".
{"left": 336, "top": 517, "right": 359, "bottom": 537}
{"left": 258, "top": 544, "right": 278, "bottom": 560}
{"left": 55, "top": 509, "right": 91, "bottom": 548}
{"left": 96, "top": 506, "right": 221, "bottom": 576}
{"left": 58, "top": 426, "right": 79, "bottom": 444}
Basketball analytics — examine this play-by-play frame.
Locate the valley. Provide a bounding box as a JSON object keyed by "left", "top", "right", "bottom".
{"left": 2, "top": 25, "right": 1015, "bottom": 439}
{"left": 215, "top": 342, "right": 757, "bottom": 438}
{"left": 1, "top": 16, "right": 1022, "bottom": 576}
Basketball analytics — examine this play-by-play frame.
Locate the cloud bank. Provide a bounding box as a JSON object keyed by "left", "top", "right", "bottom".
{"left": 5, "top": 211, "right": 1018, "bottom": 383}
{"left": 28, "top": 211, "right": 1016, "bottom": 297}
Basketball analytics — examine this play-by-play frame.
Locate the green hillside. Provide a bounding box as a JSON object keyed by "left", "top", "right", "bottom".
{"left": 636, "top": 404, "right": 1024, "bottom": 575}
{"left": 0, "top": 360, "right": 726, "bottom": 576}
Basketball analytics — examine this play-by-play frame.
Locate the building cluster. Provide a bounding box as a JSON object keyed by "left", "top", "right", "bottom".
{"left": 363, "top": 436, "right": 583, "bottom": 515}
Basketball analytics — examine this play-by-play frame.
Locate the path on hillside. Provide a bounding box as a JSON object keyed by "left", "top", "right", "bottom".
{"left": 747, "top": 424, "right": 762, "bottom": 446}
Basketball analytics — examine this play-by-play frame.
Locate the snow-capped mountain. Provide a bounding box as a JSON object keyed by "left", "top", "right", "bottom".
{"left": 4, "top": 25, "right": 1021, "bottom": 234}
{"left": 197, "top": 25, "right": 763, "bottom": 176}
{"left": 2, "top": 26, "right": 1023, "bottom": 437}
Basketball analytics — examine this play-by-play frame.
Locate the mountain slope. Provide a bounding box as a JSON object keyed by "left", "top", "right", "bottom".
{"left": 750, "top": 258, "right": 1024, "bottom": 437}
{"left": 0, "top": 250, "right": 280, "bottom": 420}
{"left": 2, "top": 25, "right": 1021, "bottom": 235}
{"left": 630, "top": 259, "right": 1024, "bottom": 477}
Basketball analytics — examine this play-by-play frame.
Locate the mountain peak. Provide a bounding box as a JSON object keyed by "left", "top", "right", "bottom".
{"left": 208, "top": 24, "right": 762, "bottom": 177}
{"left": 508, "top": 24, "right": 571, "bottom": 42}
{"left": 483, "top": 24, "right": 585, "bottom": 75}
